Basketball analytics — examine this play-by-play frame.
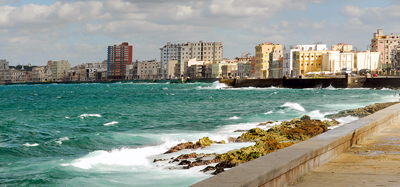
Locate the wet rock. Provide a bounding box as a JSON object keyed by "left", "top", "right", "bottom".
{"left": 153, "top": 159, "right": 167, "bottom": 163}
{"left": 176, "top": 153, "right": 200, "bottom": 160}
{"left": 257, "top": 121, "right": 274, "bottom": 126}
{"left": 212, "top": 167, "right": 225, "bottom": 175}
{"left": 178, "top": 160, "right": 191, "bottom": 165}
{"left": 200, "top": 166, "right": 216, "bottom": 173}
{"left": 328, "top": 102, "right": 400, "bottom": 119}
{"left": 234, "top": 130, "right": 248, "bottom": 132}
{"left": 164, "top": 137, "right": 215, "bottom": 154}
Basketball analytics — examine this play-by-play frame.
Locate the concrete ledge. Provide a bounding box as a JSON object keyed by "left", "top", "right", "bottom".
{"left": 191, "top": 103, "right": 400, "bottom": 187}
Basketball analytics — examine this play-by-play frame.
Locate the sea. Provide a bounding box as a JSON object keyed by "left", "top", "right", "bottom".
{"left": 1, "top": 81, "right": 399, "bottom": 186}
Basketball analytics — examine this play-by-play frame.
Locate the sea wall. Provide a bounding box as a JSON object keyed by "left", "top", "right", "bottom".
{"left": 228, "top": 76, "right": 367, "bottom": 89}
{"left": 191, "top": 103, "right": 400, "bottom": 187}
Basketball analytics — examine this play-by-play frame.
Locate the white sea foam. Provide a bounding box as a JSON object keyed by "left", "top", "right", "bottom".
{"left": 282, "top": 102, "right": 305, "bottom": 112}
{"left": 264, "top": 111, "right": 273, "bottom": 115}
{"left": 56, "top": 137, "right": 70, "bottom": 145}
{"left": 23, "top": 143, "right": 39, "bottom": 147}
{"left": 228, "top": 116, "right": 241, "bottom": 120}
{"left": 104, "top": 121, "right": 119, "bottom": 126}
{"left": 308, "top": 110, "right": 336, "bottom": 120}
{"left": 66, "top": 137, "right": 184, "bottom": 169}
{"left": 198, "top": 81, "right": 228, "bottom": 89}
{"left": 65, "top": 116, "right": 70, "bottom": 119}
{"left": 329, "top": 116, "right": 360, "bottom": 129}
{"left": 79, "top": 114, "right": 102, "bottom": 119}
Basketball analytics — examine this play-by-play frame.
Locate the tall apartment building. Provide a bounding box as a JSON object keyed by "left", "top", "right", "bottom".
{"left": 268, "top": 48, "right": 283, "bottom": 78}
{"left": 160, "top": 41, "right": 223, "bottom": 79}
{"left": 0, "top": 59, "right": 9, "bottom": 70}
{"left": 371, "top": 29, "right": 400, "bottom": 69}
{"left": 107, "top": 42, "right": 133, "bottom": 80}
{"left": 51, "top": 60, "right": 71, "bottom": 81}
{"left": 255, "top": 43, "right": 282, "bottom": 78}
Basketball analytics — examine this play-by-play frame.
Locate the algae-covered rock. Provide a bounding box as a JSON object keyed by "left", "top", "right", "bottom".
{"left": 164, "top": 137, "right": 215, "bottom": 154}
{"left": 328, "top": 102, "right": 400, "bottom": 119}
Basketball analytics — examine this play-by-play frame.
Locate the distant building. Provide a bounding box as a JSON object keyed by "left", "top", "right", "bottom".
{"left": 268, "top": 48, "right": 283, "bottom": 78}
{"left": 0, "top": 59, "right": 9, "bottom": 70}
{"left": 294, "top": 51, "right": 326, "bottom": 76}
{"left": 331, "top": 43, "right": 353, "bottom": 52}
{"left": 137, "top": 59, "right": 161, "bottom": 80}
{"left": 31, "top": 66, "right": 46, "bottom": 82}
{"left": 160, "top": 41, "right": 223, "bottom": 79}
{"left": 285, "top": 44, "right": 328, "bottom": 77}
{"left": 107, "top": 42, "right": 133, "bottom": 80}
{"left": 371, "top": 29, "right": 400, "bottom": 69}
{"left": 355, "top": 51, "right": 382, "bottom": 72}
{"left": 51, "top": 60, "right": 71, "bottom": 81}
{"left": 255, "top": 43, "right": 282, "bottom": 78}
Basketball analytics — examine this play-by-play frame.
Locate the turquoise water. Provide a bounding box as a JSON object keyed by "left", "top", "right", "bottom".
{"left": 0, "top": 82, "right": 399, "bottom": 186}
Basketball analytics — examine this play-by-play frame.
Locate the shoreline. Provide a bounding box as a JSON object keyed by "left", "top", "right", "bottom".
{"left": 154, "top": 101, "right": 400, "bottom": 176}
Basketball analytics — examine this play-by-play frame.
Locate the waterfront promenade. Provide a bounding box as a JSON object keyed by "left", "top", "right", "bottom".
{"left": 289, "top": 120, "right": 400, "bottom": 187}
{"left": 192, "top": 104, "right": 400, "bottom": 187}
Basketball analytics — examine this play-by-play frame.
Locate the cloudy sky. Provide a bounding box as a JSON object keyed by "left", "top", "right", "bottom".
{"left": 0, "top": 0, "right": 399, "bottom": 66}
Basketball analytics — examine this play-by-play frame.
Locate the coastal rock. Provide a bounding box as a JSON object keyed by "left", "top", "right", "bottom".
{"left": 212, "top": 167, "right": 225, "bottom": 175}
{"left": 328, "top": 102, "right": 400, "bottom": 119}
{"left": 257, "top": 121, "right": 274, "bottom": 126}
{"left": 164, "top": 142, "right": 194, "bottom": 154}
{"left": 164, "top": 137, "right": 215, "bottom": 154}
{"left": 153, "top": 159, "right": 167, "bottom": 163}
{"left": 200, "top": 166, "right": 216, "bottom": 173}
{"left": 178, "top": 160, "right": 191, "bottom": 165}
{"left": 176, "top": 153, "right": 200, "bottom": 159}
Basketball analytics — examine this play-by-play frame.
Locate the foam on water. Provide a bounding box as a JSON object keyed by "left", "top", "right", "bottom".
{"left": 198, "top": 81, "right": 228, "bottom": 89}
{"left": 56, "top": 137, "right": 70, "bottom": 145}
{"left": 23, "top": 143, "right": 39, "bottom": 147}
{"left": 282, "top": 102, "right": 306, "bottom": 112}
{"left": 79, "top": 114, "right": 102, "bottom": 119}
{"left": 66, "top": 137, "right": 184, "bottom": 169}
{"left": 264, "top": 111, "right": 273, "bottom": 115}
{"left": 228, "top": 116, "right": 241, "bottom": 120}
{"left": 104, "top": 121, "right": 119, "bottom": 126}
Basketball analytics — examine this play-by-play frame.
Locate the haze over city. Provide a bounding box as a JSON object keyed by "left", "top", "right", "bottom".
{"left": 0, "top": 0, "right": 400, "bottom": 66}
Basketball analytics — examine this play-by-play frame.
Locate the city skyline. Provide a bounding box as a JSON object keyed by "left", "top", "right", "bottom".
{"left": 0, "top": 0, "right": 400, "bottom": 66}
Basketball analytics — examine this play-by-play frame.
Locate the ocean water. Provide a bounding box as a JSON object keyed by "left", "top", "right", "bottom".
{"left": 0, "top": 82, "right": 399, "bottom": 186}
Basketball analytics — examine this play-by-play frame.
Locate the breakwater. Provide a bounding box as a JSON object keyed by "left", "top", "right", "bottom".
{"left": 192, "top": 103, "right": 400, "bottom": 187}
{"left": 221, "top": 76, "right": 400, "bottom": 89}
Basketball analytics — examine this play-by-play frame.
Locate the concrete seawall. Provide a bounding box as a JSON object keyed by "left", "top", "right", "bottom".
{"left": 192, "top": 103, "right": 400, "bottom": 187}
{"left": 222, "top": 76, "right": 367, "bottom": 89}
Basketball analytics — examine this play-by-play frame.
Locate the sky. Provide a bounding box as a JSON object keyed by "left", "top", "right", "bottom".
{"left": 1, "top": 0, "right": 400, "bottom": 66}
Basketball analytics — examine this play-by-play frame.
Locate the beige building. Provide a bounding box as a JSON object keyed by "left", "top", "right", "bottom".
{"left": 137, "top": 60, "right": 161, "bottom": 80}
{"left": 168, "top": 60, "right": 178, "bottom": 79}
{"left": 51, "top": 60, "right": 71, "bottom": 81}
{"left": 294, "top": 50, "right": 326, "bottom": 75}
{"left": 371, "top": 29, "right": 400, "bottom": 69}
{"left": 31, "top": 67, "right": 46, "bottom": 82}
{"left": 331, "top": 43, "right": 353, "bottom": 52}
{"left": 161, "top": 41, "right": 223, "bottom": 78}
{"left": 211, "top": 63, "right": 225, "bottom": 78}
{"left": 255, "top": 43, "right": 282, "bottom": 78}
